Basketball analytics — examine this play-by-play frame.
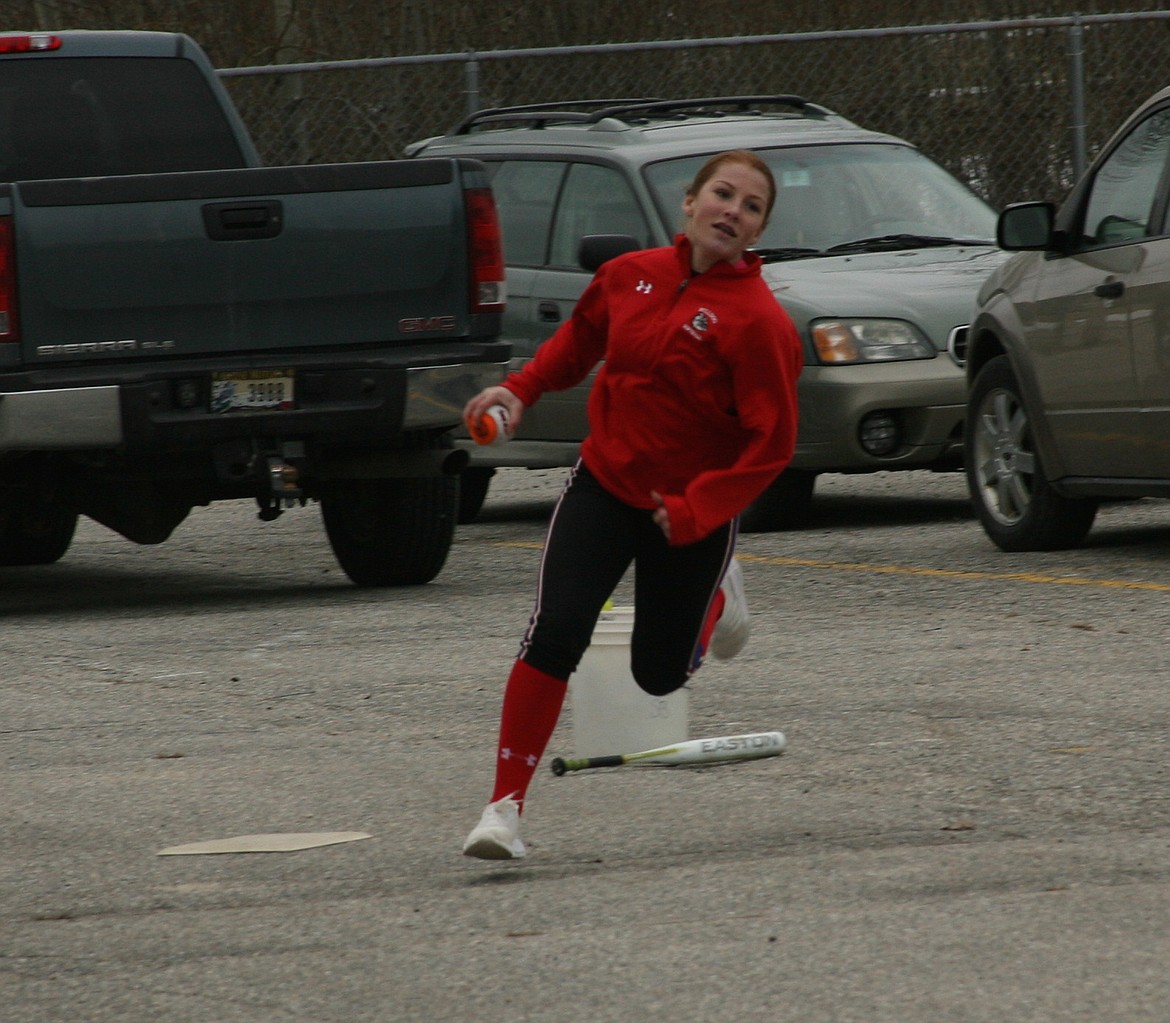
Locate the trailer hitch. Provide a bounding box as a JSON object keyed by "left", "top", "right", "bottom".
{"left": 256, "top": 456, "right": 303, "bottom": 521}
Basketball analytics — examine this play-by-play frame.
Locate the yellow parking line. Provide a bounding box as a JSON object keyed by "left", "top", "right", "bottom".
{"left": 495, "top": 541, "right": 1170, "bottom": 592}
{"left": 738, "top": 553, "right": 1170, "bottom": 592}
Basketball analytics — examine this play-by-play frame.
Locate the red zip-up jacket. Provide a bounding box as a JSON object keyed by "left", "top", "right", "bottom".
{"left": 503, "top": 235, "right": 803, "bottom": 545}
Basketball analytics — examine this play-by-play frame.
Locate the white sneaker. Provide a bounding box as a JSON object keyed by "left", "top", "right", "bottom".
{"left": 462, "top": 796, "right": 526, "bottom": 860}
{"left": 710, "top": 558, "right": 750, "bottom": 661}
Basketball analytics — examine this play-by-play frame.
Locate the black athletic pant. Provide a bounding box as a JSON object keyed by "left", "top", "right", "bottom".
{"left": 518, "top": 461, "right": 735, "bottom": 696}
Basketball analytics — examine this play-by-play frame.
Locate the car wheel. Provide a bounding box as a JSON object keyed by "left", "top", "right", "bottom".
{"left": 0, "top": 495, "right": 77, "bottom": 566}
{"left": 965, "top": 355, "right": 1097, "bottom": 551}
{"left": 457, "top": 467, "right": 495, "bottom": 524}
{"left": 739, "top": 469, "right": 816, "bottom": 533}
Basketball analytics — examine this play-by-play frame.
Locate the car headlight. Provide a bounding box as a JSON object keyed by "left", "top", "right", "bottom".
{"left": 810, "top": 318, "right": 936, "bottom": 364}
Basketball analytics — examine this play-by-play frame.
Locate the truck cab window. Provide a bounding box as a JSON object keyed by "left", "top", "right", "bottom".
{"left": 1, "top": 57, "right": 246, "bottom": 180}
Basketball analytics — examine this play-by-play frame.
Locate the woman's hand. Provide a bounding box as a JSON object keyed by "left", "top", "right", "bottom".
{"left": 463, "top": 385, "right": 524, "bottom": 438}
{"left": 651, "top": 490, "right": 672, "bottom": 542}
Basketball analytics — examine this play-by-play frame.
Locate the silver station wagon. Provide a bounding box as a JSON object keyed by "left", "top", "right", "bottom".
{"left": 409, "top": 96, "right": 1006, "bottom": 529}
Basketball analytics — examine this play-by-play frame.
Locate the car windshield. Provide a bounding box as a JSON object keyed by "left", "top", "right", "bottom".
{"left": 643, "top": 143, "right": 996, "bottom": 259}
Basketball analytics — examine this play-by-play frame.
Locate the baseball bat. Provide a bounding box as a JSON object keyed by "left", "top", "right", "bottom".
{"left": 550, "top": 730, "right": 786, "bottom": 776}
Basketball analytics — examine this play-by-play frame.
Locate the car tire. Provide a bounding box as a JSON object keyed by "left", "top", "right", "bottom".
{"left": 965, "top": 355, "right": 1097, "bottom": 551}
{"left": 0, "top": 496, "right": 77, "bottom": 566}
{"left": 739, "top": 469, "right": 816, "bottom": 533}
{"left": 321, "top": 437, "right": 457, "bottom": 586}
{"left": 457, "top": 467, "right": 495, "bottom": 524}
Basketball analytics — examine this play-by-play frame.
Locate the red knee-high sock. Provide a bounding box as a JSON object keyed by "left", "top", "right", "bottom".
{"left": 490, "top": 659, "right": 568, "bottom": 810}
{"left": 698, "top": 588, "right": 727, "bottom": 655}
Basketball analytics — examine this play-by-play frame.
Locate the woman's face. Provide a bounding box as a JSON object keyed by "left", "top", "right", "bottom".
{"left": 682, "top": 161, "right": 771, "bottom": 272}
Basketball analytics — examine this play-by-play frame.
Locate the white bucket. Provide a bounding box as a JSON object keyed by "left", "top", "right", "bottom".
{"left": 568, "top": 606, "right": 689, "bottom": 758}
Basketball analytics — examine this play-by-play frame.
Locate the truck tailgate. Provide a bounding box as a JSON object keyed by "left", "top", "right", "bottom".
{"left": 12, "top": 159, "right": 469, "bottom": 362}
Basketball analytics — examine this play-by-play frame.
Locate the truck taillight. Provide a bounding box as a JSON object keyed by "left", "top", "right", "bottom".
{"left": 0, "top": 34, "right": 62, "bottom": 53}
{"left": 0, "top": 217, "right": 19, "bottom": 344}
{"left": 465, "top": 187, "right": 506, "bottom": 313}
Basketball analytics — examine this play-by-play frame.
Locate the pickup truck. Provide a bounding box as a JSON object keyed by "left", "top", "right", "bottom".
{"left": 0, "top": 30, "right": 508, "bottom": 585}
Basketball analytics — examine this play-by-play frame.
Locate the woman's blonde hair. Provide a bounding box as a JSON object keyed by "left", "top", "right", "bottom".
{"left": 687, "top": 150, "right": 777, "bottom": 224}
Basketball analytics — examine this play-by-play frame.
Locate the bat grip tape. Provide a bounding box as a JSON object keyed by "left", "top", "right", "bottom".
{"left": 550, "top": 755, "right": 624, "bottom": 775}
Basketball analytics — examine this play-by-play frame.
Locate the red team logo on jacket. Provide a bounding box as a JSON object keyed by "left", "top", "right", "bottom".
{"left": 685, "top": 307, "right": 718, "bottom": 340}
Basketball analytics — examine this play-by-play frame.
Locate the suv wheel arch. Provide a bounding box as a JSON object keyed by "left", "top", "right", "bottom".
{"left": 964, "top": 355, "right": 1097, "bottom": 551}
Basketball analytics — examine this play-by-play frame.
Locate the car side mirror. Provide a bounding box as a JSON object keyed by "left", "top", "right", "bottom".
{"left": 578, "top": 234, "right": 640, "bottom": 273}
{"left": 997, "top": 202, "right": 1058, "bottom": 251}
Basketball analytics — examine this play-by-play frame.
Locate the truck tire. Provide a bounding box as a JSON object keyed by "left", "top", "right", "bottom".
{"left": 965, "top": 355, "right": 1098, "bottom": 551}
{"left": 0, "top": 498, "right": 78, "bottom": 566}
{"left": 321, "top": 456, "right": 458, "bottom": 587}
{"left": 457, "top": 467, "right": 495, "bottom": 524}
{"left": 739, "top": 469, "right": 816, "bottom": 533}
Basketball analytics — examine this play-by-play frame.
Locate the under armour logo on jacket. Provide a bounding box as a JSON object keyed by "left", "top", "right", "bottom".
{"left": 635, "top": 280, "right": 653, "bottom": 294}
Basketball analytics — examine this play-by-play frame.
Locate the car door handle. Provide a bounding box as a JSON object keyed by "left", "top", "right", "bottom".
{"left": 538, "top": 301, "right": 562, "bottom": 323}
{"left": 1094, "top": 279, "right": 1125, "bottom": 299}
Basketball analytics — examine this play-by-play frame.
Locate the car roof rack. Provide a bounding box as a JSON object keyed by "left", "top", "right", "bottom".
{"left": 583, "top": 95, "right": 833, "bottom": 123}
{"left": 449, "top": 95, "right": 836, "bottom": 135}
{"left": 449, "top": 99, "right": 664, "bottom": 135}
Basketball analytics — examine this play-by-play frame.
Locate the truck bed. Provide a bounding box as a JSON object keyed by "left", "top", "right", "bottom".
{"left": 7, "top": 159, "right": 479, "bottom": 363}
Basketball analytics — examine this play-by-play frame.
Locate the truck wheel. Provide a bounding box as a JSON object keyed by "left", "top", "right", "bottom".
{"left": 965, "top": 355, "right": 1097, "bottom": 551}
{"left": 457, "top": 467, "right": 495, "bottom": 524}
{"left": 0, "top": 499, "right": 78, "bottom": 566}
{"left": 321, "top": 472, "right": 457, "bottom": 586}
{"left": 739, "top": 469, "right": 816, "bottom": 533}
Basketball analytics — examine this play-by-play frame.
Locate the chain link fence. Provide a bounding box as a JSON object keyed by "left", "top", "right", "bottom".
{"left": 220, "top": 12, "right": 1170, "bottom": 210}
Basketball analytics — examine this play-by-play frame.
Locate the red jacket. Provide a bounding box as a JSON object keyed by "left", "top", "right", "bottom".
{"left": 503, "top": 235, "right": 803, "bottom": 545}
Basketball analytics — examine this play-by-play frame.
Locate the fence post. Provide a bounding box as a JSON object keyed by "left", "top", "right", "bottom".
{"left": 1068, "top": 14, "right": 1087, "bottom": 180}
{"left": 465, "top": 53, "right": 480, "bottom": 116}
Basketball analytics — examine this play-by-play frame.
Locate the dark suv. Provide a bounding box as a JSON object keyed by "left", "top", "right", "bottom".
{"left": 965, "top": 85, "right": 1170, "bottom": 551}
{"left": 409, "top": 97, "right": 1005, "bottom": 528}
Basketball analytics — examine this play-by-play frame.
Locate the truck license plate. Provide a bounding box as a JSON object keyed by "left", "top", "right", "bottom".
{"left": 211, "top": 369, "right": 294, "bottom": 413}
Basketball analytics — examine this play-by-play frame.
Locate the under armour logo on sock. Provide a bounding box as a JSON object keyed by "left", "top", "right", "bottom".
{"left": 500, "top": 747, "right": 539, "bottom": 768}
{"left": 636, "top": 280, "right": 652, "bottom": 294}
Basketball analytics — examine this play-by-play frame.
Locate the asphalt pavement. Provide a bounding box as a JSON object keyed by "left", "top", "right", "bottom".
{"left": 4, "top": 468, "right": 1170, "bottom": 1022}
